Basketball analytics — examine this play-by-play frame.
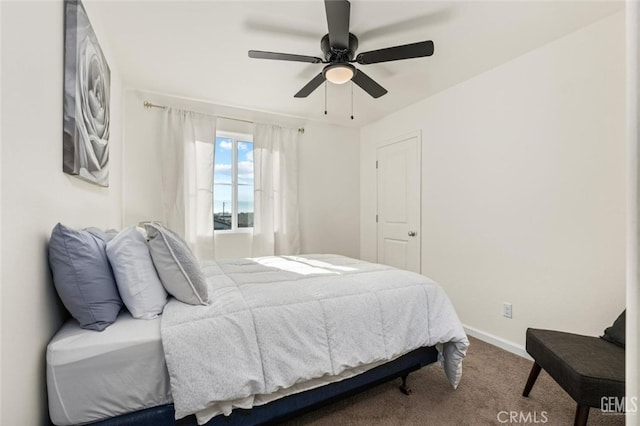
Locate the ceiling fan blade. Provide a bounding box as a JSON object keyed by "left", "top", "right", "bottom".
{"left": 351, "top": 69, "right": 387, "bottom": 98}
{"left": 356, "top": 41, "right": 434, "bottom": 65}
{"left": 294, "top": 73, "right": 326, "bottom": 98}
{"left": 249, "top": 50, "right": 323, "bottom": 64}
{"left": 324, "top": 0, "right": 350, "bottom": 50}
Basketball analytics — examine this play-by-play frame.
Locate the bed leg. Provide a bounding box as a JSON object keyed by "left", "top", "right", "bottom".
{"left": 399, "top": 374, "right": 412, "bottom": 395}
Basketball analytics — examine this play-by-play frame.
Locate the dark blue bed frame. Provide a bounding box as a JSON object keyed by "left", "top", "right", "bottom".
{"left": 89, "top": 346, "right": 439, "bottom": 426}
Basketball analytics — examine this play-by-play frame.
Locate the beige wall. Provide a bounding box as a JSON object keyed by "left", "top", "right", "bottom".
{"left": 626, "top": 1, "right": 640, "bottom": 414}
{"left": 360, "top": 12, "right": 626, "bottom": 350}
{"left": 123, "top": 90, "right": 360, "bottom": 259}
{"left": 0, "top": 1, "right": 123, "bottom": 424}
{"left": 298, "top": 123, "right": 360, "bottom": 258}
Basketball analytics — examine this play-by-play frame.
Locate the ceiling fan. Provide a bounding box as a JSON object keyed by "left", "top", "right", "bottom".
{"left": 248, "top": 0, "right": 434, "bottom": 99}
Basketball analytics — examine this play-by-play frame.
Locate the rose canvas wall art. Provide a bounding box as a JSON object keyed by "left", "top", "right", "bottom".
{"left": 63, "top": 0, "right": 110, "bottom": 187}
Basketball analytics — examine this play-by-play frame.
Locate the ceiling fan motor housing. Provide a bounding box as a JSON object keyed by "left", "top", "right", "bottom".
{"left": 321, "top": 33, "right": 359, "bottom": 62}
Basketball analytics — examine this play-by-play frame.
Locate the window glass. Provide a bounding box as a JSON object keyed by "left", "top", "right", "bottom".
{"left": 214, "top": 137, "right": 232, "bottom": 184}
{"left": 237, "top": 141, "right": 254, "bottom": 228}
{"left": 213, "top": 135, "right": 254, "bottom": 231}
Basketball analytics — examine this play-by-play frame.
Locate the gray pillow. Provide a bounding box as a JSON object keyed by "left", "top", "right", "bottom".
{"left": 48, "top": 223, "right": 122, "bottom": 331}
{"left": 85, "top": 227, "right": 109, "bottom": 243}
{"left": 145, "top": 223, "right": 208, "bottom": 305}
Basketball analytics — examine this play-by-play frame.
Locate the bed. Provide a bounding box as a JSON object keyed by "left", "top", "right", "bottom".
{"left": 47, "top": 254, "right": 468, "bottom": 425}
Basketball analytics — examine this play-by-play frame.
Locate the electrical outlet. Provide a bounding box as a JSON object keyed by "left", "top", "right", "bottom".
{"left": 503, "top": 303, "right": 513, "bottom": 319}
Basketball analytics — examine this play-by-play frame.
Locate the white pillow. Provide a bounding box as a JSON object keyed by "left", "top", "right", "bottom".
{"left": 106, "top": 227, "right": 168, "bottom": 319}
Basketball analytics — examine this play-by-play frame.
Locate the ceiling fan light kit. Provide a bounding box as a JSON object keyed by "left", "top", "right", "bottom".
{"left": 248, "top": 0, "right": 435, "bottom": 109}
{"left": 323, "top": 63, "right": 355, "bottom": 84}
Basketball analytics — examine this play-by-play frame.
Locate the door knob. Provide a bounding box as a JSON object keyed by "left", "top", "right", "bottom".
{"left": 408, "top": 231, "right": 416, "bottom": 237}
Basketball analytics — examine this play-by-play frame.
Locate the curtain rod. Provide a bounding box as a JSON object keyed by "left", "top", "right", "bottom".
{"left": 143, "top": 101, "right": 305, "bottom": 134}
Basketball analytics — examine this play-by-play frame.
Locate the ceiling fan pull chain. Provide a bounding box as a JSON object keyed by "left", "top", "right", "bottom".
{"left": 351, "top": 81, "right": 354, "bottom": 120}
{"left": 324, "top": 81, "right": 328, "bottom": 115}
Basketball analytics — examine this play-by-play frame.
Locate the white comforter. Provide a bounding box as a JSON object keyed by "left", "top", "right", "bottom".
{"left": 161, "top": 255, "right": 469, "bottom": 422}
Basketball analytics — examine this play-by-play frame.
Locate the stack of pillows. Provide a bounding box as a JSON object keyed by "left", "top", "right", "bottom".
{"left": 48, "top": 222, "right": 210, "bottom": 331}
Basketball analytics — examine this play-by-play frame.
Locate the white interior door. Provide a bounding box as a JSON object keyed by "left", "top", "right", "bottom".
{"left": 376, "top": 134, "right": 421, "bottom": 272}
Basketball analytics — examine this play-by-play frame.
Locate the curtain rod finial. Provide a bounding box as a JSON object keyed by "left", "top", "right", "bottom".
{"left": 143, "top": 101, "right": 167, "bottom": 110}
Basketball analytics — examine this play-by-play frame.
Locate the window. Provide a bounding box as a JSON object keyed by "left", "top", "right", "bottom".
{"left": 213, "top": 132, "right": 254, "bottom": 231}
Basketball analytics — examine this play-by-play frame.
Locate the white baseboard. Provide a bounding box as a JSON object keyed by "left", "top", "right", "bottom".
{"left": 463, "top": 325, "right": 532, "bottom": 360}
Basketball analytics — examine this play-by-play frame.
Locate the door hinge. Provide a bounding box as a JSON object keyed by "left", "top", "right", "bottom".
{"left": 376, "top": 214, "right": 378, "bottom": 223}
{"left": 376, "top": 160, "right": 378, "bottom": 169}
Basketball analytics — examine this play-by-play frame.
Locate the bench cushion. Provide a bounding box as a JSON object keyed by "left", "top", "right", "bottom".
{"left": 526, "top": 328, "right": 625, "bottom": 408}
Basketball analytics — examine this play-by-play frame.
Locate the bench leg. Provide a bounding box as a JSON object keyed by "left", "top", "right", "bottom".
{"left": 522, "top": 362, "right": 542, "bottom": 397}
{"left": 574, "top": 404, "right": 589, "bottom": 426}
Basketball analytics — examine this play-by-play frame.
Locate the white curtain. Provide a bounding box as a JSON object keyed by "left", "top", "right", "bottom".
{"left": 252, "top": 123, "right": 300, "bottom": 256}
{"left": 160, "top": 109, "right": 216, "bottom": 260}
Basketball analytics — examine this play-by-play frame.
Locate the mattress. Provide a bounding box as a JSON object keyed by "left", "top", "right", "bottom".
{"left": 46, "top": 311, "right": 172, "bottom": 426}
{"left": 47, "top": 311, "right": 424, "bottom": 426}
{"left": 46, "top": 310, "right": 404, "bottom": 426}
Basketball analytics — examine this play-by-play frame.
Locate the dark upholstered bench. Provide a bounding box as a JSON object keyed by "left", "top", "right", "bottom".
{"left": 523, "top": 328, "right": 625, "bottom": 426}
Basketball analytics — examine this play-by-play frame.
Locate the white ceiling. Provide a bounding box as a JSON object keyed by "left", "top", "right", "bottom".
{"left": 86, "top": 0, "right": 623, "bottom": 128}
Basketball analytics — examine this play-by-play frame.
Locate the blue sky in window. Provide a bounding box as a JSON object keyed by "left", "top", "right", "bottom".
{"left": 213, "top": 137, "right": 254, "bottom": 214}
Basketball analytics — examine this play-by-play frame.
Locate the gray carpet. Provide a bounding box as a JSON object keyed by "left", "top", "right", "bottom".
{"left": 283, "top": 336, "right": 625, "bottom": 425}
